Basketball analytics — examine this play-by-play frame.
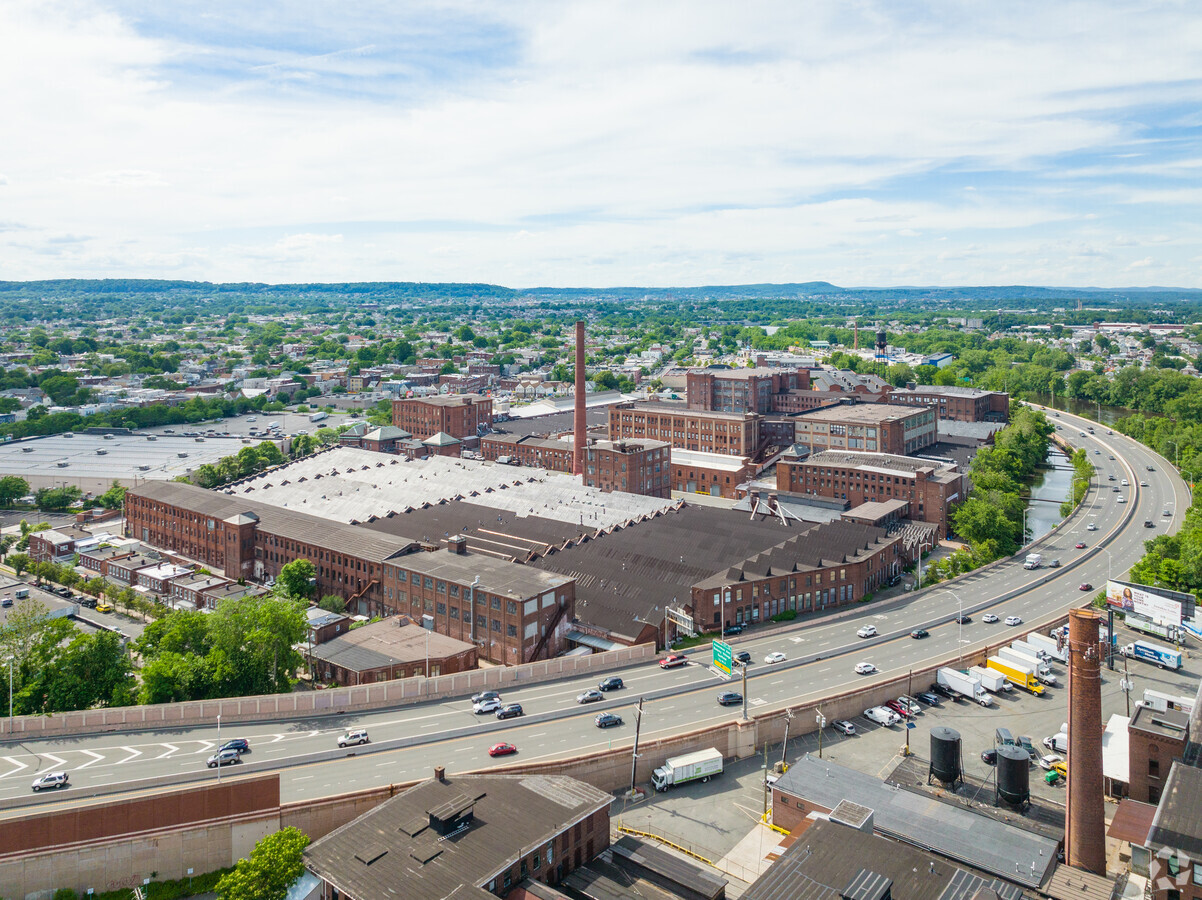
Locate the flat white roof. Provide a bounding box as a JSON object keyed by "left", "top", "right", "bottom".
{"left": 1103, "top": 713, "right": 1131, "bottom": 783}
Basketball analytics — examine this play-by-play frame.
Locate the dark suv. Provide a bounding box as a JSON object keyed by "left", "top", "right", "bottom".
{"left": 598, "top": 676, "right": 624, "bottom": 691}
{"left": 220, "top": 738, "right": 250, "bottom": 754}
{"left": 496, "top": 703, "right": 524, "bottom": 720}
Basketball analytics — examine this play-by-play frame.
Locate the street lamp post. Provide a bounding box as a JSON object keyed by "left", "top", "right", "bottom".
{"left": 216, "top": 714, "right": 222, "bottom": 783}
{"left": 1099, "top": 546, "right": 1113, "bottom": 583}
{"left": 5, "top": 657, "right": 11, "bottom": 734}
{"left": 944, "top": 590, "right": 964, "bottom": 666}
{"left": 1167, "top": 441, "right": 1179, "bottom": 469}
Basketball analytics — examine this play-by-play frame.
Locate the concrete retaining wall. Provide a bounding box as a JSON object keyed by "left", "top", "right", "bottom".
{"left": 0, "top": 642, "right": 658, "bottom": 741}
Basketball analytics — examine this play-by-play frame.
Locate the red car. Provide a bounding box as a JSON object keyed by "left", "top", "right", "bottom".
{"left": 488, "top": 742, "right": 517, "bottom": 758}
{"left": 659, "top": 654, "right": 688, "bottom": 669}
{"left": 1075, "top": 542, "right": 1086, "bottom": 549}
{"left": 885, "top": 699, "right": 913, "bottom": 719}
{"left": 1079, "top": 583, "right": 1093, "bottom": 592}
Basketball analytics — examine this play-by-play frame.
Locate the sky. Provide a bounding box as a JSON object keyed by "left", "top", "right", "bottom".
{"left": 1, "top": 1, "right": 1200, "bottom": 288}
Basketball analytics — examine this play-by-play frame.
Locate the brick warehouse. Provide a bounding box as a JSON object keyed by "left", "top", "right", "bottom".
{"left": 686, "top": 366, "right": 810, "bottom": 414}
{"left": 392, "top": 393, "right": 493, "bottom": 443}
{"left": 124, "top": 481, "right": 575, "bottom": 665}
{"left": 777, "top": 449, "right": 967, "bottom": 539}
{"left": 609, "top": 401, "right": 760, "bottom": 457}
{"left": 791, "top": 402, "right": 938, "bottom": 456}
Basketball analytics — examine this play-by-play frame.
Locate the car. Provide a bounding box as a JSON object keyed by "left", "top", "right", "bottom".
{"left": 1094, "top": 449, "right": 1101, "bottom": 455}
{"left": 885, "top": 699, "right": 913, "bottom": 719}
{"left": 1109, "top": 455, "right": 1115, "bottom": 460}
{"left": 1148, "top": 465, "right": 1155, "bottom": 471}
{"left": 1145, "top": 520, "right": 1155, "bottom": 528}
{"left": 857, "top": 625, "right": 877, "bottom": 638}
{"left": 79, "top": 596, "right": 97, "bottom": 608}
{"left": 831, "top": 719, "right": 856, "bottom": 735}
{"left": 916, "top": 691, "right": 942, "bottom": 706}
{"left": 594, "top": 712, "right": 624, "bottom": 728}
{"left": 1117, "top": 497, "right": 1126, "bottom": 503}
{"left": 1079, "top": 431, "right": 1086, "bottom": 437}
{"left": 1017, "top": 735, "right": 1037, "bottom": 759}
{"left": 930, "top": 681, "right": 956, "bottom": 699}
{"left": 981, "top": 749, "right": 998, "bottom": 765}
{"left": 1107, "top": 429, "right": 1113, "bottom": 434}
{"left": 1079, "top": 583, "right": 1094, "bottom": 592}
{"left": 910, "top": 628, "right": 929, "bottom": 639}
{"left": 219, "top": 738, "right": 250, "bottom": 754}
{"left": 207, "top": 748, "right": 242, "bottom": 768}
{"left": 1087, "top": 522, "right": 1098, "bottom": 530}
{"left": 1049, "top": 559, "right": 1061, "bottom": 568}
{"left": 955, "top": 615, "right": 972, "bottom": 624}
{"left": 95, "top": 602, "right": 113, "bottom": 613}
{"left": 735, "top": 651, "right": 752, "bottom": 665}
{"left": 723, "top": 624, "right": 744, "bottom": 636}
{"left": 1112, "top": 486, "right": 1120, "bottom": 492}
{"left": 1005, "top": 616, "right": 1023, "bottom": 626}
{"left": 496, "top": 703, "right": 524, "bottom": 719}
{"left": 1121, "top": 479, "right": 1129, "bottom": 486}
{"left": 338, "top": 729, "right": 370, "bottom": 747}
{"left": 576, "top": 689, "right": 603, "bottom": 704}
{"left": 896, "top": 696, "right": 923, "bottom": 716}
{"left": 1164, "top": 509, "right": 1172, "bottom": 517}
{"left": 1075, "top": 541, "right": 1087, "bottom": 549}
{"left": 474, "top": 698, "right": 503, "bottom": 714}
{"left": 659, "top": 654, "right": 688, "bottom": 669}
{"left": 1107, "top": 474, "right": 1116, "bottom": 481}
{"left": 488, "top": 742, "right": 518, "bottom": 757}
{"left": 1051, "top": 760, "right": 1068, "bottom": 779}
{"left": 598, "top": 676, "right": 624, "bottom": 691}
{"left": 31, "top": 772, "right": 68, "bottom": 792}
{"left": 764, "top": 651, "right": 787, "bottom": 664}
{"left": 854, "top": 661, "right": 877, "bottom": 675}
{"left": 864, "top": 706, "right": 899, "bottom": 726}
{"left": 471, "top": 690, "right": 501, "bottom": 704}
{"left": 982, "top": 613, "right": 999, "bottom": 624}
{"left": 1038, "top": 754, "right": 1064, "bottom": 770}
{"left": 716, "top": 691, "right": 743, "bottom": 706}
{"left": 1140, "top": 480, "right": 1149, "bottom": 487}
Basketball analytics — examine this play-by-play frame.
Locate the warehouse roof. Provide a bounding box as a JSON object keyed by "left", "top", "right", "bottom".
{"left": 309, "top": 620, "right": 475, "bottom": 674}
{"left": 795, "top": 403, "right": 928, "bottom": 425}
{"left": 1148, "top": 762, "right": 1202, "bottom": 857}
{"left": 304, "top": 772, "right": 611, "bottom": 900}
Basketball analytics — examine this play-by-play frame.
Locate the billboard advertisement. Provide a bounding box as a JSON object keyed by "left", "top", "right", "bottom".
{"left": 1106, "top": 580, "right": 1184, "bottom": 626}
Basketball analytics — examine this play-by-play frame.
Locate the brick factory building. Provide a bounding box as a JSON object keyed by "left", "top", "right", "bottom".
{"left": 1127, "top": 704, "right": 1189, "bottom": 804}
{"left": 584, "top": 438, "right": 671, "bottom": 497}
{"left": 686, "top": 366, "right": 810, "bottom": 414}
{"left": 392, "top": 393, "right": 493, "bottom": 443}
{"left": 609, "top": 401, "right": 760, "bottom": 457}
{"left": 791, "top": 403, "right": 938, "bottom": 456}
{"left": 479, "top": 434, "right": 574, "bottom": 471}
{"left": 670, "top": 448, "right": 755, "bottom": 499}
{"left": 124, "top": 481, "right": 575, "bottom": 665}
{"left": 308, "top": 618, "right": 478, "bottom": 686}
{"left": 777, "top": 449, "right": 967, "bottom": 538}
{"left": 888, "top": 383, "right": 1010, "bottom": 422}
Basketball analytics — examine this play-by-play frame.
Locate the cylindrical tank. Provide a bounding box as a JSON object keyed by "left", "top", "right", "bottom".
{"left": 875, "top": 330, "right": 888, "bottom": 352}
{"left": 929, "top": 726, "right": 962, "bottom": 785}
{"left": 997, "top": 746, "right": 1031, "bottom": 809}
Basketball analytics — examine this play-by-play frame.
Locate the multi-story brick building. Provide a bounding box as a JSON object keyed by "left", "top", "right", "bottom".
{"left": 1128, "top": 705, "right": 1189, "bottom": 804}
{"left": 888, "top": 383, "right": 1010, "bottom": 422}
{"left": 479, "top": 434, "right": 574, "bottom": 471}
{"left": 392, "top": 393, "right": 493, "bottom": 443}
{"left": 584, "top": 438, "right": 671, "bottom": 498}
{"left": 28, "top": 525, "right": 94, "bottom": 564}
{"left": 791, "top": 403, "right": 937, "bottom": 456}
{"left": 609, "top": 401, "right": 759, "bottom": 457}
{"left": 686, "top": 366, "right": 810, "bottom": 414}
{"left": 124, "top": 481, "right": 575, "bottom": 665}
{"left": 670, "top": 448, "right": 754, "bottom": 499}
{"left": 690, "top": 519, "right": 905, "bottom": 630}
{"left": 777, "top": 449, "right": 967, "bottom": 538}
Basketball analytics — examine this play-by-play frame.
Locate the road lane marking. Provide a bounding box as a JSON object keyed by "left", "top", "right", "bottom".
{"left": 192, "top": 741, "right": 215, "bottom": 754}
{"left": 74, "top": 751, "right": 104, "bottom": 770}
{"left": 115, "top": 747, "right": 142, "bottom": 765}
{"left": 0, "top": 757, "right": 28, "bottom": 779}
{"left": 39, "top": 753, "right": 67, "bottom": 768}
{"left": 154, "top": 744, "right": 179, "bottom": 759}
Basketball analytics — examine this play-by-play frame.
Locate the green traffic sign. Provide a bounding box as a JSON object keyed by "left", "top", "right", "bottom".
{"left": 713, "top": 639, "right": 733, "bottom": 675}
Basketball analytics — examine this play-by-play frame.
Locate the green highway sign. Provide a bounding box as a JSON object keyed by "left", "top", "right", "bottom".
{"left": 713, "top": 639, "right": 733, "bottom": 675}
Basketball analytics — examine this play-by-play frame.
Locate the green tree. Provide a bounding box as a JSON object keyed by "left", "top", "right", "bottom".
{"left": 216, "top": 826, "right": 310, "bottom": 900}
{"left": 95, "top": 480, "right": 127, "bottom": 510}
{"left": 276, "top": 559, "right": 317, "bottom": 600}
{"left": 34, "top": 485, "right": 83, "bottom": 510}
{"left": 0, "top": 475, "right": 30, "bottom": 506}
{"left": 7, "top": 551, "right": 29, "bottom": 577}
{"left": 318, "top": 594, "right": 346, "bottom": 613}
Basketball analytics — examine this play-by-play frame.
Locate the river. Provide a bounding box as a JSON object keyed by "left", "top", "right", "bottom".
{"left": 1025, "top": 394, "right": 1155, "bottom": 427}
{"left": 1025, "top": 446, "right": 1074, "bottom": 542}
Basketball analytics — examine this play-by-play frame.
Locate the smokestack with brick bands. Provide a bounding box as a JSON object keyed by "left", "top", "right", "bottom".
{"left": 1066, "top": 608, "right": 1106, "bottom": 875}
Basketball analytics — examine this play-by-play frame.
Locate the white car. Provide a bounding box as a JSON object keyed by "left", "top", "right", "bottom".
{"left": 1121, "top": 479, "right": 1129, "bottom": 486}
{"left": 1038, "top": 754, "right": 1064, "bottom": 770}
{"left": 473, "top": 698, "right": 503, "bottom": 714}
{"left": 1117, "top": 497, "right": 1127, "bottom": 503}
{"left": 982, "top": 613, "right": 999, "bottom": 624}
{"left": 1140, "top": 480, "right": 1149, "bottom": 487}
{"left": 764, "top": 651, "right": 787, "bottom": 664}
{"left": 857, "top": 625, "right": 877, "bottom": 638}
{"left": 863, "top": 706, "right": 899, "bottom": 726}
{"left": 1087, "top": 523, "right": 1098, "bottom": 531}
{"left": 854, "top": 661, "right": 877, "bottom": 675}
{"left": 1005, "top": 616, "right": 1023, "bottom": 626}
{"left": 338, "top": 729, "right": 369, "bottom": 747}
{"left": 831, "top": 720, "right": 856, "bottom": 735}
{"left": 31, "top": 772, "right": 68, "bottom": 792}
{"left": 895, "top": 696, "right": 921, "bottom": 716}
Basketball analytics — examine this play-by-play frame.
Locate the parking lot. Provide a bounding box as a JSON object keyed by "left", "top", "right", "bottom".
{"left": 613, "top": 618, "right": 1200, "bottom": 892}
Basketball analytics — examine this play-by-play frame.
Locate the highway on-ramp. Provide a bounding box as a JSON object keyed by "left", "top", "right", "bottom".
{"left": 0, "top": 407, "right": 1188, "bottom": 811}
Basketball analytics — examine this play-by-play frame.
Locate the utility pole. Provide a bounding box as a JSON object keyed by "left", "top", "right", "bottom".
{"left": 816, "top": 708, "right": 826, "bottom": 759}
{"left": 905, "top": 668, "right": 913, "bottom": 757}
{"left": 741, "top": 663, "right": 749, "bottom": 721}
{"left": 629, "top": 697, "right": 644, "bottom": 797}
{"left": 780, "top": 711, "right": 793, "bottom": 767}
{"left": 1121, "top": 658, "right": 1134, "bottom": 717}
{"left": 762, "top": 743, "right": 769, "bottom": 816}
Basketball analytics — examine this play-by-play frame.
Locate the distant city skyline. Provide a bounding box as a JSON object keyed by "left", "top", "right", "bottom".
{"left": 2, "top": 1, "right": 1200, "bottom": 288}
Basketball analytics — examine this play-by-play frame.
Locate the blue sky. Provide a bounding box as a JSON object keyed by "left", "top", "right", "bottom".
{"left": 1, "top": 0, "right": 1200, "bottom": 287}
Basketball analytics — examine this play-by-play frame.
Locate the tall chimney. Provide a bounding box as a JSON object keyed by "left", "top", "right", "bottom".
{"left": 574, "top": 320, "right": 586, "bottom": 476}
{"left": 1066, "top": 608, "right": 1106, "bottom": 875}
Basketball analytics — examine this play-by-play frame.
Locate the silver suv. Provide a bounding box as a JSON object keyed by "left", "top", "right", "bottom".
{"left": 338, "top": 729, "right": 370, "bottom": 747}
{"left": 31, "top": 772, "right": 68, "bottom": 792}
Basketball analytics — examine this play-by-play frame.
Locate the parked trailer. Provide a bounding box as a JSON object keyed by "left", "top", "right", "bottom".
{"left": 1140, "top": 689, "right": 1195, "bottom": 714}
{"left": 1120, "top": 640, "right": 1183, "bottom": 671}
{"left": 1027, "top": 632, "right": 1067, "bottom": 664}
{"left": 309, "top": 411, "right": 329, "bottom": 423}
{"left": 651, "top": 748, "right": 724, "bottom": 792}
{"left": 936, "top": 668, "right": 992, "bottom": 706}
{"left": 987, "top": 657, "right": 1045, "bottom": 695}
{"left": 1012, "top": 639, "right": 1051, "bottom": 662}
{"left": 1127, "top": 617, "right": 1181, "bottom": 643}
{"left": 968, "top": 666, "right": 1012, "bottom": 693}
{"left": 999, "top": 647, "right": 1057, "bottom": 685}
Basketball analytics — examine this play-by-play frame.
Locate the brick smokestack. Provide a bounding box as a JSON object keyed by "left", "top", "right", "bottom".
{"left": 1066, "top": 608, "right": 1106, "bottom": 875}
{"left": 573, "top": 320, "right": 586, "bottom": 476}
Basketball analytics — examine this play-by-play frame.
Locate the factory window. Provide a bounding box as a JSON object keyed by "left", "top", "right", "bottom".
{"left": 492, "top": 619, "right": 502, "bottom": 632}
{"left": 507, "top": 624, "right": 517, "bottom": 637}
{"left": 424, "top": 577, "right": 434, "bottom": 589}
{"left": 450, "top": 607, "right": 459, "bottom": 619}
{"left": 436, "top": 581, "right": 446, "bottom": 593}
{"left": 437, "top": 602, "right": 446, "bottom": 615}
{"left": 492, "top": 596, "right": 501, "bottom": 610}
{"left": 507, "top": 600, "right": 517, "bottom": 614}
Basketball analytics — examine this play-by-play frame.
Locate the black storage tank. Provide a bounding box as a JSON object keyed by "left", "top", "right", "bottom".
{"left": 996, "top": 745, "right": 1031, "bottom": 810}
{"left": 929, "top": 726, "right": 962, "bottom": 788}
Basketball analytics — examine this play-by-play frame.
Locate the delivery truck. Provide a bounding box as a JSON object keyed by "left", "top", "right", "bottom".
{"left": 968, "top": 666, "right": 1012, "bottom": 693}
{"left": 651, "top": 748, "right": 724, "bottom": 792}
{"left": 1127, "top": 617, "right": 1181, "bottom": 643}
{"left": 1026, "top": 632, "right": 1067, "bottom": 664}
{"left": 309, "top": 411, "right": 329, "bottom": 423}
{"left": 999, "top": 647, "right": 1057, "bottom": 685}
{"left": 1012, "top": 639, "right": 1050, "bottom": 662}
{"left": 1120, "top": 640, "right": 1183, "bottom": 671}
{"left": 1023, "top": 553, "right": 1042, "bottom": 570}
{"left": 936, "top": 668, "right": 992, "bottom": 706}
{"left": 987, "top": 657, "right": 1046, "bottom": 695}
{"left": 1139, "top": 689, "right": 1195, "bottom": 714}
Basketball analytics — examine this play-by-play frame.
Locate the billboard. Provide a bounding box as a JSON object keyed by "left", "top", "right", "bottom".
{"left": 1106, "top": 580, "right": 1184, "bottom": 626}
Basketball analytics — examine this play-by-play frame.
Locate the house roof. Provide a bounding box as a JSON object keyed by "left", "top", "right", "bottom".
{"left": 304, "top": 773, "right": 611, "bottom": 900}
{"left": 1147, "top": 762, "right": 1202, "bottom": 857}
{"left": 309, "top": 620, "right": 475, "bottom": 673}
{"left": 423, "top": 431, "right": 461, "bottom": 446}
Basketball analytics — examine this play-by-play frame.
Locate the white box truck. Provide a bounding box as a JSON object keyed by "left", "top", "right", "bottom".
{"left": 1120, "top": 640, "right": 1183, "bottom": 671}
{"left": 936, "top": 667, "right": 992, "bottom": 706}
{"left": 1026, "top": 632, "right": 1066, "bottom": 664}
{"left": 309, "top": 411, "right": 329, "bottom": 423}
{"left": 968, "top": 666, "right": 1012, "bottom": 693}
{"left": 1023, "top": 553, "right": 1042, "bottom": 569}
{"left": 651, "top": 748, "right": 724, "bottom": 792}
{"left": 1000, "top": 646, "right": 1057, "bottom": 685}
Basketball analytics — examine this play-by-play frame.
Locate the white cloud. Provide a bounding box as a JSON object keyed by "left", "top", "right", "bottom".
{"left": 0, "top": 0, "right": 1200, "bottom": 286}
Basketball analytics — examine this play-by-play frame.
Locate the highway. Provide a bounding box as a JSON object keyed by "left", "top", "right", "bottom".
{"left": 0, "top": 407, "right": 1189, "bottom": 810}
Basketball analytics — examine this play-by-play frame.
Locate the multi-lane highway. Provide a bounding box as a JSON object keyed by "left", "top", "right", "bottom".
{"left": 0, "top": 407, "right": 1188, "bottom": 810}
